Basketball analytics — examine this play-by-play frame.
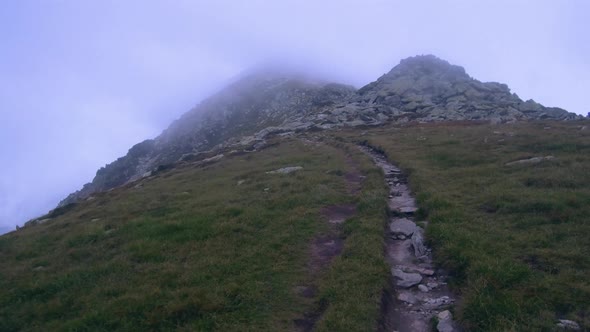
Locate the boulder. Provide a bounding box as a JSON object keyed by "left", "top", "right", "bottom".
{"left": 437, "top": 310, "right": 455, "bottom": 332}
{"left": 390, "top": 218, "right": 417, "bottom": 238}
{"left": 391, "top": 268, "right": 422, "bottom": 288}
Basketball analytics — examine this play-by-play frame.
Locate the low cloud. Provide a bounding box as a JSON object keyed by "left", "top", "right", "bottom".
{"left": 1, "top": 0, "right": 588, "bottom": 228}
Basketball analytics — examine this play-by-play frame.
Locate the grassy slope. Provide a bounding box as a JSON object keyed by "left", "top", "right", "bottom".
{"left": 0, "top": 137, "right": 388, "bottom": 331}
{"left": 350, "top": 120, "right": 590, "bottom": 331}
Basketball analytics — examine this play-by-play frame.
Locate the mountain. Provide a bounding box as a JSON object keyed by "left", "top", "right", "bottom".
{"left": 6, "top": 55, "right": 590, "bottom": 331}
{"left": 54, "top": 55, "right": 579, "bottom": 210}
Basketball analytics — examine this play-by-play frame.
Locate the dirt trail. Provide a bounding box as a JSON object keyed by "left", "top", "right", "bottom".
{"left": 359, "top": 145, "right": 460, "bottom": 332}
{"left": 294, "top": 142, "right": 361, "bottom": 331}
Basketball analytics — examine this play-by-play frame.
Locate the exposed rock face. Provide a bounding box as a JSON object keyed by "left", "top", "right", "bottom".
{"left": 356, "top": 55, "right": 577, "bottom": 122}
{"left": 57, "top": 55, "right": 581, "bottom": 207}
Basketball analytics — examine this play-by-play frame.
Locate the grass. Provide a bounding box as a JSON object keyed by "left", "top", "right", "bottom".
{"left": 341, "top": 120, "right": 590, "bottom": 331}
{"left": 5, "top": 119, "right": 587, "bottom": 331}
{"left": 0, "top": 137, "right": 388, "bottom": 331}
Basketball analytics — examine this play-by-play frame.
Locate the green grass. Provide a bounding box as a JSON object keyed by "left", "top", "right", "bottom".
{"left": 344, "top": 120, "right": 590, "bottom": 331}
{"left": 6, "top": 120, "right": 587, "bottom": 331}
{"left": 0, "top": 138, "right": 388, "bottom": 331}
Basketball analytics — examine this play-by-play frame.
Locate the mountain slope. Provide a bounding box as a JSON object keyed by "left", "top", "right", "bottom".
{"left": 53, "top": 55, "right": 579, "bottom": 209}
{"left": 2, "top": 138, "right": 387, "bottom": 331}
{"left": 2, "top": 55, "right": 589, "bottom": 331}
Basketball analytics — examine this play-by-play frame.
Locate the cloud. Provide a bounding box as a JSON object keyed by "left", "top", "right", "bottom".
{"left": 0, "top": 0, "right": 588, "bottom": 228}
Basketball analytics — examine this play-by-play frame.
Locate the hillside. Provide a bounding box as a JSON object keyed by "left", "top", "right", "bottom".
{"left": 55, "top": 55, "right": 579, "bottom": 208}
{"left": 3, "top": 55, "right": 589, "bottom": 331}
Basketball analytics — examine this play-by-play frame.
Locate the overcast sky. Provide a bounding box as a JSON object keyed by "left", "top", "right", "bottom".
{"left": 0, "top": 0, "right": 588, "bottom": 233}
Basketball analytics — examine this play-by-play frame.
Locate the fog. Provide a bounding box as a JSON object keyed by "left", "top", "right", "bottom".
{"left": 1, "top": 0, "right": 588, "bottom": 233}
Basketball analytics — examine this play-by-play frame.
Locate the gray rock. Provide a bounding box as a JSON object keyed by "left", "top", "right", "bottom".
{"left": 437, "top": 310, "right": 455, "bottom": 332}
{"left": 266, "top": 166, "right": 303, "bottom": 174}
{"left": 556, "top": 319, "right": 580, "bottom": 330}
{"left": 389, "top": 218, "right": 417, "bottom": 237}
{"left": 418, "top": 284, "right": 429, "bottom": 292}
{"left": 392, "top": 268, "right": 423, "bottom": 288}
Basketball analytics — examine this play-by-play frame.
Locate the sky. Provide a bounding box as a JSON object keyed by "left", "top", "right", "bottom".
{"left": 1, "top": 0, "right": 589, "bottom": 233}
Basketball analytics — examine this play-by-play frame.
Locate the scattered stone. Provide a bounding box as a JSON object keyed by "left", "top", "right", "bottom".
{"left": 392, "top": 268, "right": 423, "bottom": 288}
{"left": 581, "top": 126, "right": 587, "bottom": 131}
{"left": 266, "top": 166, "right": 303, "bottom": 174}
{"left": 264, "top": 188, "right": 270, "bottom": 192}
{"left": 86, "top": 196, "right": 96, "bottom": 201}
{"left": 437, "top": 310, "right": 455, "bottom": 332}
{"left": 390, "top": 218, "right": 417, "bottom": 237}
{"left": 505, "top": 156, "right": 554, "bottom": 166}
{"left": 418, "top": 284, "right": 429, "bottom": 292}
{"left": 556, "top": 319, "right": 580, "bottom": 330}
{"left": 90, "top": 218, "right": 101, "bottom": 222}
{"left": 32, "top": 266, "right": 45, "bottom": 271}
{"left": 423, "top": 296, "right": 453, "bottom": 309}
{"left": 237, "top": 180, "right": 245, "bottom": 186}
{"left": 427, "top": 282, "right": 439, "bottom": 289}
{"left": 397, "top": 291, "right": 418, "bottom": 304}
{"left": 37, "top": 218, "right": 51, "bottom": 225}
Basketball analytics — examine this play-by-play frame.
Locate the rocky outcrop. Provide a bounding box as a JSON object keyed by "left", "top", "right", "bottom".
{"left": 357, "top": 55, "right": 578, "bottom": 122}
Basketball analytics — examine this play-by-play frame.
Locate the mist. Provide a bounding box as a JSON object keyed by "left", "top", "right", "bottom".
{"left": 1, "top": 0, "right": 589, "bottom": 233}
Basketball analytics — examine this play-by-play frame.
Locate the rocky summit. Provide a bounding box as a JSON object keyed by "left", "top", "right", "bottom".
{"left": 56, "top": 55, "right": 579, "bottom": 208}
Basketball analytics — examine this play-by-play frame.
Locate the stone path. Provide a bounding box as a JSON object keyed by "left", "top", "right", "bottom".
{"left": 360, "top": 145, "right": 460, "bottom": 332}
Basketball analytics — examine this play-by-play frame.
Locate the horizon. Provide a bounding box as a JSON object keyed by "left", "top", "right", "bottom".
{"left": 1, "top": 1, "right": 589, "bottom": 231}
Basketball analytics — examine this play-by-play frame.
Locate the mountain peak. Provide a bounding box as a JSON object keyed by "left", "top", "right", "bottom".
{"left": 390, "top": 54, "right": 468, "bottom": 80}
